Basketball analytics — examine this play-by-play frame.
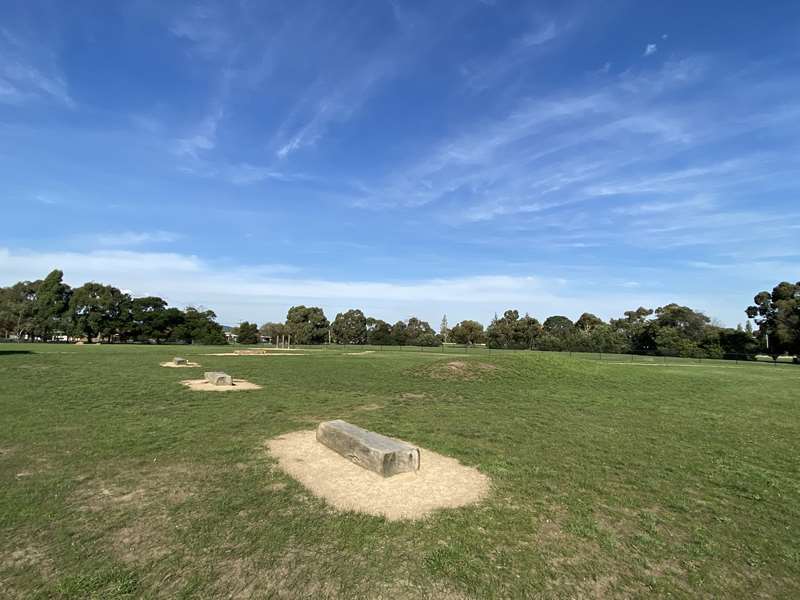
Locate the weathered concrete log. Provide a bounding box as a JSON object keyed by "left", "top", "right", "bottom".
{"left": 173, "top": 357, "right": 188, "bottom": 365}
{"left": 316, "top": 420, "right": 420, "bottom": 477}
{"left": 205, "top": 371, "right": 233, "bottom": 386}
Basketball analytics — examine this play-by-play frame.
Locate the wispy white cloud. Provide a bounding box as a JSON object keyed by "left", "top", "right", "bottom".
{"left": 518, "top": 21, "right": 558, "bottom": 47}
{"left": 272, "top": 47, "right": 402, "bottom": 158}
{"left": 644, "top": 43, "right": 657, "bottom": 57}
{"left": 174, "top": 107, "right": 224, "bottom": 157}
{"left": 0, "top": 247, "right": 697, "bottom": 326}
{"left": 0, "top": 28, "right": 74, "bottom": 107}
{"left": 168, "top": 4, "right": 233, "bottom": 59}
{"left": 93, "top": 231, "right": 182, "bottom": 247}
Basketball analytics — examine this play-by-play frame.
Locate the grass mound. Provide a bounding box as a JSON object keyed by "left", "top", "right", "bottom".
{"left": 420, "top": 359, "right": 498, "bottom": 381}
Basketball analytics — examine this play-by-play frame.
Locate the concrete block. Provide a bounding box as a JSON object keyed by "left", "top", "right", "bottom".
{"left": 205, "top": 371, "right": 233, "bottom": 386}
{"left": 174, "top": 357, "right": 188, "bottom": 365}
{"left": 316, "top": 420, "right": 420, "bottom": 477}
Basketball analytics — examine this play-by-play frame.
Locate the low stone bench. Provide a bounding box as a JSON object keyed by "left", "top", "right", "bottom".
{"left": 316, "top": 420, "right": 420, "bottom": 477}
{"left": 205, "top": 371, "right": 233, "bottom": 386}
{"left": 173, "top": 357, "right": 188, "bottom": 365}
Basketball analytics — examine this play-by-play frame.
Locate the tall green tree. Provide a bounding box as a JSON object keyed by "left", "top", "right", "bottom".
{"left": 449, "top": 320, "right": 486, "bottom": 345}
{"left": 404, "top": 317, "right": 439, "bottom": 346}
{"left": 175, "top": 307, "right": 226, "bottom": 345}
{"left": 653, "top": 304, "right": 710, "bottom": 343}
{"left": 747, "top": 281, "right": 800, "bottom": 360}
{"left": 236, "top": 321, "right": 259, "bottom": 344}
{"left": 366, "top": 318, "right": 393, "bottom": 345}
{"left": 331, "top": 309, "right": 367, "bottom": 344}
{"left": 0, "top": 280, "right": 39, "bottom": 340}
{"left": 543, "top": 315, "right": 574, "bottom": 338}
{"left": 32, "top": 269, "right": 71, "bottom": 340}
{"left": 68, "top": 283, "right": 131, "bottom": 342}
{"left": 285, "top": 305, "right": 329, "bottom": 344}
{"left": 575, "top": 312, "right": 604, "bottom": 333}
{"left": 440, "top": 315, "right": 449, "bottom": 343}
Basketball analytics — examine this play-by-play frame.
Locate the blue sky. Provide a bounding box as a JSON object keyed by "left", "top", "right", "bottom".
{"left": 1, "top": 0, "right": 799, "bottom": 327}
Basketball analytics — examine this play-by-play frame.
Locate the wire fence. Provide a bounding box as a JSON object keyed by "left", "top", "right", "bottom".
{"left": 284, "top": 343, "right": 799, "bottom": 368}
{"left": 2, "top": 337, "right": 797, "bottom": 367}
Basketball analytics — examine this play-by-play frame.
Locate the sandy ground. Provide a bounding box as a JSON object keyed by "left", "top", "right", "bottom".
{"left": 159, "top": 361, "right": 201, "bottom": 368}
{"left": 605, "top": 362, "right": 742, "bottom": 369}
{"left": 180, "top": 379, "right": 262, "bottom": 392}
{"left": 201, "top": 352, "right": 307, "bottom": 357}
{"left": 344, "top": 351, "right": 375, "bottom": 356}
{"left": 266, "top": 430, "right": 490, "bottom": 520}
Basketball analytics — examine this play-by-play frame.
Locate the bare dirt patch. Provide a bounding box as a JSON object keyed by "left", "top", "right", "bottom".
{"left": 181, "top": 378, "right": 262, "bottom": 392}
{"left": 0, "top": 543, "right": 55, "bottom": 581}
{"left": 73, "top": 464, "right": 202, "bottom": 513}
{"left": 111, "top": 519, "right": 173, "bottom": 564}
{"left": 265, "top": 430, "right": 490, "bottom": 520}
{"left": 605, "top": 362, "right": 741, "bottom": 369}
{"left": 345, "top": 350, "right": 375, "bottom": 356}
{"left": 399, "top": 392, "right": 428, "bottom": 401}
{"left": 160, "top": 361, "right": 201, "bottom": 368}
{"left": 423, "top": 360, "right": 498, "bottom": 381}
{"left": 354, "top": 403, "right": 384, "bottom": 411}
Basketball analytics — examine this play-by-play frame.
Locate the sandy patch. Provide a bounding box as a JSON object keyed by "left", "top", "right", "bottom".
{"left": 345, "top": 350, "right": 375, "bottom": 356}
{"left": 160, "top": 361, "right": 201, "bottom": 368}
{"left": 201, "top": 352, "right": 306, "bottom": 357}
{"left": 265, "top": 430, "right": 489, "bottom": 520}
{"left": 399, "top": 392, "right": 428, "bottom": 401}
{"left": 605, "top": 362, "right": 742, "bottom": 369}
{"left": 423, "top": 360, "right": 498, "bottom": 380}
{"left": 181, "top": 378, "right": 262, "bottom": 392}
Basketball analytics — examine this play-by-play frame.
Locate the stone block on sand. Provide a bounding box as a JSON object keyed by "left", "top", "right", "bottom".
{"left": 173, "top": 357, "right": 188, "bottom": 365}
{"left": 316, "top": 420, "right": 420, "bottom": 477}
{"left": 205, "top": 371, "right": 233, "bottom": 386}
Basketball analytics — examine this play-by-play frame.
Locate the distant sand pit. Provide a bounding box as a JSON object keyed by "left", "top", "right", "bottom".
{"left": 201, "top": 351, "right": 307, "bottom": 357}
{"left": 605, "top": 362, "right": 742, "bottom": 369}
{"left": 181, "top": 379, "right": 262, "bottom": 392}
{"left": 345, "top": 350, "right": 375, "bottom": 356}
{"left": 160, "top": 361, "right": 201, "bottom": 368}
{"left": 265, "top": 430, "right": 490, "bottom": 520}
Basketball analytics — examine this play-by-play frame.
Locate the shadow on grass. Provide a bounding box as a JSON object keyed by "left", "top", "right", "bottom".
{"left": 0, "top": 350, "right": 33, "bottom": 355}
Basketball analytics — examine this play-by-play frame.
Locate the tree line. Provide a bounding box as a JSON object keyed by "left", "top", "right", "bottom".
{"left": 0, "top": 270, "right": 225, "bottom": 344}
{"left": 2, "top": 270, "right": 798, "bottom": 361}
{"left": 237, "top": 280, "right": 798, "bottom": 361}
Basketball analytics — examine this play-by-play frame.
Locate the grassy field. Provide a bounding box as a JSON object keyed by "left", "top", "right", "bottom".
{"left": 1, "top": 344, "right": 799, "bottom": 599}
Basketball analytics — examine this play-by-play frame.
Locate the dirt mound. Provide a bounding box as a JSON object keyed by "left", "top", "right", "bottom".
{"left": 266, "top": 430, "right": 489, "bottom": 520}
{"left": 160, "top": 361, "right": 201, "bottom": 368}
{"left": 181, "top": 379, "right": 262, "bottom": 392}
{"left": 423, "top": 360, "right": 498, "bottom": 381}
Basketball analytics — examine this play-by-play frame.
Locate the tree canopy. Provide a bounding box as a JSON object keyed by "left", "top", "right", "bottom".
{"left": 3, "top": 270, "right": 797, "bottom": 361}
{"left": 286, "top": 305, "right": 329, "bottom": 344}
{"left": 747, "top": 281, "right": 800, "bottom": 360}
{"left": 332, "top": 309, "right": 367, "bottom": 344}
{"left": 0, "top": 270, "right": 226, "bottom": 344}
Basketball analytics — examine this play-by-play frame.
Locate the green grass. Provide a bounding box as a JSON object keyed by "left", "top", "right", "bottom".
{"left": 1, "top": 343, "right": 799, "bottom": 598}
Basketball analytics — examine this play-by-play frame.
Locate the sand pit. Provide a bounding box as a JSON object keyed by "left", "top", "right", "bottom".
{"left": 605, "top": 362, "right": 742, "bottom": 369}
{"left": 266, "top": 430, "right": 489, "bottom": 520}
{"left": 181, "top": 379, "right": 262, "bottom": 392}
{"left": 345, "top": 350, "right": 375, "bottom": 356}
{"left": 160, "top": 361, "right": 201, "bottom": 368}
{"left": 201, "top": 352, "right": 307, "bottom": 357}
